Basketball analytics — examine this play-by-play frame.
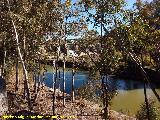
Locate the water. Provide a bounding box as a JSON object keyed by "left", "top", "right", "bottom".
{"left": 42, "top": 70, "right": 89, "bottom": 94}
{"left": 111, "top": 79, "right": 160, "bottom": 115}
{"left": 41, "top": 65, "right": 160, "bottom": 115}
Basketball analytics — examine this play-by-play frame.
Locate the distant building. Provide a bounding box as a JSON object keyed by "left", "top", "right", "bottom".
{"left": 68, "top": 50, "right": 78, "bottom": 57}
{"left": 79, "top": 52, "right": 86, "bottom": 57}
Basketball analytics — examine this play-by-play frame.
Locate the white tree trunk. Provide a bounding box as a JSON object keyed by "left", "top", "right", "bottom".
{"left": 11, "top": 16, "right": 31, "bottom": 110}
{"left": 62, "top": 55, "right": 66, "bottom": 106}
{"left": 72, "top": 56, "right": 75, "bottom": 101}
{"left": 6, "top": 0, "right": 32, "bottom": 110}
{"left": 53, "top": 59, "right": 55, "bottom": 92}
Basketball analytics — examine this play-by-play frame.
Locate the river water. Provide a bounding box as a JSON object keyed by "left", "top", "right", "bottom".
{"left": 41, "top": 65, "right": 160, "bottom": 116}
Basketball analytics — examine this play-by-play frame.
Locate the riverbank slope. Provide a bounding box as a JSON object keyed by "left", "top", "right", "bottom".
{"left": 3, "top": 68, "right": 137, "bottom": 120}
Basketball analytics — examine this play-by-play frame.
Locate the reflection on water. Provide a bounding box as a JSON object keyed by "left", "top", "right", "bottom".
{"left": 113, "top": 79, "right": 160, "bottom": 90}
{"left": 42, "top": 70, "right": 89, "bottom": 94}
{"left": 39, "top": 65, "right": 160, "bottom": 115}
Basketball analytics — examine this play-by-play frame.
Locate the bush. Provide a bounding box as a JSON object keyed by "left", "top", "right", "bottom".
{"left": 136, "top": 99, "right": 160, "bottom": 120}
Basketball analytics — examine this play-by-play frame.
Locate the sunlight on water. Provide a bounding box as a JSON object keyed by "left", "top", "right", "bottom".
{"left": 41, "top": 65, "right": 160, "bottom": 115}
{"left": 111, "top": 89, "right": 160, "bottom": 116}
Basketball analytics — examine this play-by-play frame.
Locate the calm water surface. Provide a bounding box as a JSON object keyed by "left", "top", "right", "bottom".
{"left": 41, "top": 65, "right": 160, "bottom": 115}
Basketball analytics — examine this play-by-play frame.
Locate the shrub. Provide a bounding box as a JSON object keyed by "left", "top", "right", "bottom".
{"left": 136, "top": 99, "right": 160, "bottom": 120}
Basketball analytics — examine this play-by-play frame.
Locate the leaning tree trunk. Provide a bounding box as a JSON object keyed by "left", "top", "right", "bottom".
{"left": 128, "top": 52, "right": 160, "bottom": 102}
{"left": 144, "top": 81, "right": 150, "bottom": 120}
{"left": 23, "top": 34, "right": 27, "bottom": 99}
{"left": 141, "top": 53, "right": 150, "bottom": 120}
{"left": 6, "top": 0, "right": 31, "bottom": 110}
{"left": 10, "top": 17, "right": 32, "bottom": 110}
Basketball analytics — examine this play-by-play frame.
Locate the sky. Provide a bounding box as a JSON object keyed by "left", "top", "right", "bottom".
{"left": 126, "top": 0, "right": 152, "bottom": 8}
{"left": 67, "top": 0, "right": 153, "bottom": 40}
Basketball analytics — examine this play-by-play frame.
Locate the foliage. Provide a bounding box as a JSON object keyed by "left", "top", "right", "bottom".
{"left": 76, "top": 68, "right": 117, "bottom": 106}
{"left": 136, "top": 99, "right": 160, "bottom": 120}
{"left": 76, "top": 78, "right": 102, "bottom": 105}
{"left": 0, "top": 0, "right": 65, "bottom": 77}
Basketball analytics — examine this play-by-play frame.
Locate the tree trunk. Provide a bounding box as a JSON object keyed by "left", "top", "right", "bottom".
{"left": 33, "top": 59, "right": 41, "bottom": 102}
{"left": 53, "top": 58, "right": 58, "bottom": 117}
{"left": 62, "top": 55, "right": 66, "bottom": 106}
{"left": 6, "top": 1, "right": 31, "bottom": 109}
{"left": 71, "top": 56, "right": 75, "bottom": 102}
{"left": 144, "top": 82, "right": 150, "bottom": 120}
{"left": 58, "top": 70, "right": 61, "bottom": 96}
{"left": 33, "top": 60, "right": 36, "bottom": 93}
{"left": 101, "top": 75, "right": 108, "bottom": 120}
{"left": 0, "top": 67, "right": 2, "bottom": 77}
{"left": 140, "top": 52, "right": 143, "bottom": 67}
{"left": 105, "top": 75, "right": 109, "bottom": 119}
{"left": 53, "top": 44, "right": 59, "bottom": 116}
{"left": 23, "top": 33, "right": 27, "bottom": 99}
{"left": 15, "top": 56, "right": 19, "bottom": 93}
{"left": 42, "top": 66, "right": 46, "bottom": 87}
{"left": 128, "top": 52, "right": 160, "bottom": 102}
{"left": 11, "top": 19, "right": 32, "bottom": 110}
{"left": 0, "top": 77, "right": 8, "bottom": 116}
{"left": 2, "top": 40, "right": 6, "bottom": 78}
{"left": 100, "top": 9, "right": 108, "bottom": 120}
{"left": 62, "top": 15, "right": 67, "bottom": 106}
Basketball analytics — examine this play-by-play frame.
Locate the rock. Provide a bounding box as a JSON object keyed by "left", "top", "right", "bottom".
{"left": 0, "top": 76, "right": 8, "bottom": 116}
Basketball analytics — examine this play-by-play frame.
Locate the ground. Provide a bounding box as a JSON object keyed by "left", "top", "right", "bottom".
{"left": 2, "top": 68, "right": 136, "bottom": 120}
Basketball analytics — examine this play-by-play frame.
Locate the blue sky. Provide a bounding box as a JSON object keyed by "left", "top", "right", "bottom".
{"left": 67, "top": 0, "right": 153, "bottom": 39}
{"left": 69, "top": 0, "right": 153, "bottom": 8}
{"left": 126, "top": 0, "right": 152, "bottom": 8}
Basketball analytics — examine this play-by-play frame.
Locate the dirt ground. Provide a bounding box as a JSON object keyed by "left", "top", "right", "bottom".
{"left": 4, "top": 68, "right": 136, "bottom": 120}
